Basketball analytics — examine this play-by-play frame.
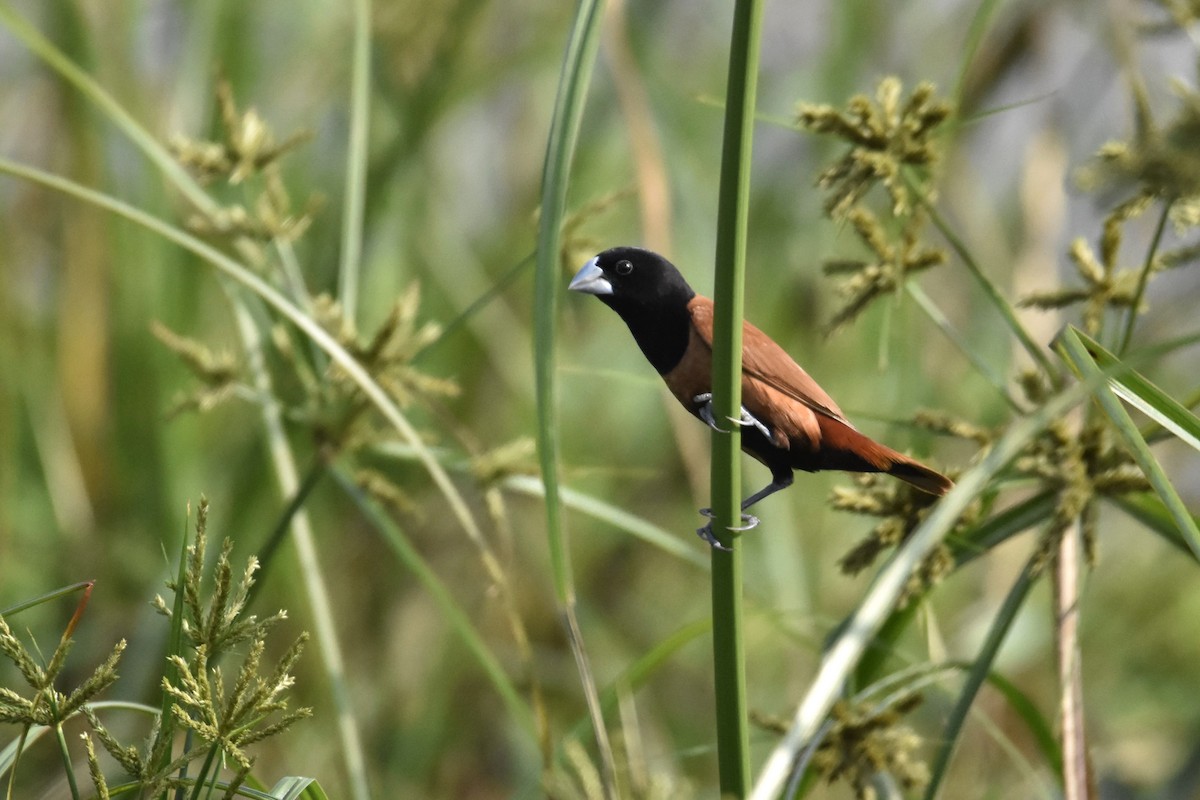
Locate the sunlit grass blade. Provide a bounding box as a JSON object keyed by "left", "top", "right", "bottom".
{"left": 1055, "top": 325, "right": 1200, "bottom": 561}
{"left": 332, "top": 468, "right": 537, "bottom": 737}
{"left": 1069, "top": 328, "right": 1200, "bottom": 453}
{"left": 749, "top": 376, "right": 1097, "bottom": 800}
{"left": 266, "top": 776, "right": 331, "bottom": 800}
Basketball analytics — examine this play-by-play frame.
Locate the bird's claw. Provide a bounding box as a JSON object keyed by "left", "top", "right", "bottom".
{"left": 696, "top": 508, "right": 760, "bottom": 550}
{"left": 729, "top": 407, "right": 773, "bottom": 442}
{"left": 694, "top": 393, "right": 724, "bottom": 433}
{"left": 693, "top": 393, "right": 773, "bottom": 441}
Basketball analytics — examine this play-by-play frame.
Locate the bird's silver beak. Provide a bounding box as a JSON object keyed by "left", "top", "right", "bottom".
{"left": 568, "top": 257, "right": 613, "bottom": 295}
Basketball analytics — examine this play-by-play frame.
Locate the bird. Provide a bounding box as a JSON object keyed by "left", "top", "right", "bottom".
{"left": 568, "top": 246, "right": 953, "bottom": 550}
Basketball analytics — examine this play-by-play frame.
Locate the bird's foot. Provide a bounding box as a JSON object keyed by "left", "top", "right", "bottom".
{"left": 728, "top": 406, "right": 773, "bottom": 442}
{"left": 696, "top": 508, "right": 760, "bottom": 551}
{"left": 692, "top": 393, "right": 773, "bottom": 441}
{"left": 693, "top": 393, "right": 724, "bottom": 433}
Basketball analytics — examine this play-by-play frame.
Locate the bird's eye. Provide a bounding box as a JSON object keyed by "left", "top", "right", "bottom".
{"left": 615, "top": 260, "right": 633, "bottom": 276}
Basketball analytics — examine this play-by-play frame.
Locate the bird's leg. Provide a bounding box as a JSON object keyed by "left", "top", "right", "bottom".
{"left": 739, "top": 471, "right": 794, "bottom": 511}
{"left": 695, "top": 471, "right": 791, "bottom": 550}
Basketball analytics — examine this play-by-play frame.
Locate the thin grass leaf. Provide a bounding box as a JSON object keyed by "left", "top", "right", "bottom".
{"left": 532, "top": 1, "right": 613, "bottom": 794}
{"left": 1118, "top": 202, "right": 1171, "bottom": 354}
{"left": 533, "top": 0, "right": 604, "bottom": 603}
{"left": 951, "top": 0, "right": 1008, "bottom": 108}
{"left": 1070, "top": 328, "right": 1200, "bottom": 453}
{"left": 0, "top": 582, "right": 96, "bottom": 618}
{"left": 1055, "top": 325, "right": 1200, "bottom": 561}
{"left": 0, "top": 4, "right": 216, "bottom": 215}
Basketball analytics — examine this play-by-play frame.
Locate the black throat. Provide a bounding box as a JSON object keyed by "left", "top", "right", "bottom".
{"left": 602, "top": 294, "right": 694, "bottom": 375}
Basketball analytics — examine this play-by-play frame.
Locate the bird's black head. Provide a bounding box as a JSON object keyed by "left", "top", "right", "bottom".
{"left": 569, "top": 247, "right": 697, "bottom": 374}
{"left": 568, "top": 246, "right": 696, "bottom": 312}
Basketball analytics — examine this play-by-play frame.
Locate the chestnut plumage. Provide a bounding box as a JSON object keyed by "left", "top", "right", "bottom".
{"left": 569, "top": 246, "right": 952, "bottom": 546}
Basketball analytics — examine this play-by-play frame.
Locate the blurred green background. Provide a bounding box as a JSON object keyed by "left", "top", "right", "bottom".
{"left": 2, "top": 0, "right": 1199, "bottom": 797}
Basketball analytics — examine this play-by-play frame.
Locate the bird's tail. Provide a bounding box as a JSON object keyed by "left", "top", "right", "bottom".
{"left": 817, "top": 421, "right": 954, "bottom": 496}
{"left": 886, "top": 456, "right": 954, "bottom": 497}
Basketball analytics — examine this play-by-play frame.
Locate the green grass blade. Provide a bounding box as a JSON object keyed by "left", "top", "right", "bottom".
{"left": 531, "top": 1, "right": 613, "bottom": 793}
{"left": 1069, "top": 328, "right": 1200, "bottom": 453}
{"left": 532, "top": 0, "right": 604, "bottom": 605}
{"left": 337, "top": 0, "right": 372, "bottom": 320}
{"left": 0, "top": 581, "right": 95, "bottom": 617}
{"left": 924, "top": 555, "right": 1043, "bottom": 799}
{"left": 708, "top": 0, "right": 766, "bottom": 793}
{"left": 1055, "top": 326, "right": 1200, "bottom": 561}
{"left": 949, "top": 490, "right": 1058, "bottom": 569}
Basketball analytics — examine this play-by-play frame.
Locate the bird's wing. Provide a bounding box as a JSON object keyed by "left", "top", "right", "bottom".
{"left": 687, "top": 296, "right": 854, "bottom": 429}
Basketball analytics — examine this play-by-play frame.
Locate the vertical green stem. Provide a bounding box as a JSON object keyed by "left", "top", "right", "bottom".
{"left": 710, "top": 0, "right": 764, "bottom": 794}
